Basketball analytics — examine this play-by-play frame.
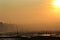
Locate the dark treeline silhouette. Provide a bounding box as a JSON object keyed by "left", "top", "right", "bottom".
{"left": 0, "top": 22, "right": 60, "bottom": 40}
{"left": 0, "top": 22, "right": 17, "bottom": 34}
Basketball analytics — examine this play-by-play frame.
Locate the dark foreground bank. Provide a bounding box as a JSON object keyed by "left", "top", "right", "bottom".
{"left": 0, "top": 36, "right": 60, "bottom": 40}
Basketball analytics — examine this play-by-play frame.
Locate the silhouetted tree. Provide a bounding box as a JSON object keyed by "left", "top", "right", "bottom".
{"left": 0, "top": 22, "right": 3, "bottom": 32}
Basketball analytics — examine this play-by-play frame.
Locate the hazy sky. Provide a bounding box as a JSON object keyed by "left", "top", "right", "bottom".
{"left": 0, "top": 0, "right": 60, "bottom": 31}
{"left": 0, "top": 0, "right": 60, "bottom": 24}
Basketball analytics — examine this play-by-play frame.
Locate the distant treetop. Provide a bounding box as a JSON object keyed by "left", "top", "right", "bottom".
{"left": 0, "top": 22, "right": 3, "bottom": 24}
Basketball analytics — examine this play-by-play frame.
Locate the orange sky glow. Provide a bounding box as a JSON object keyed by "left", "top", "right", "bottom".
{"left": 0, "top": 0, "right": 60, "bottom": 31}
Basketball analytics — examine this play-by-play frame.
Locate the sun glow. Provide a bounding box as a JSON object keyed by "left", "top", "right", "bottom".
{"left": 51, "top": 0, "right": 60, "bottom": 13}
{"left": 53, "top": 0, "right": 60, "bottom": 7}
